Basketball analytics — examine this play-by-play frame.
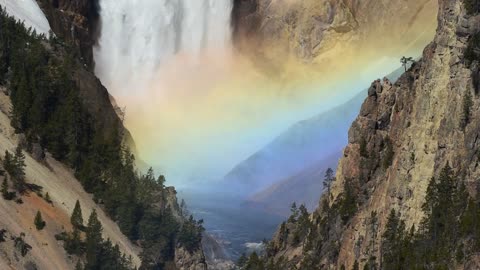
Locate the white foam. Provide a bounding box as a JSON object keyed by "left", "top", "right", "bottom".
{"left": 0, "top": 0, "right": 51, "bottom": 35}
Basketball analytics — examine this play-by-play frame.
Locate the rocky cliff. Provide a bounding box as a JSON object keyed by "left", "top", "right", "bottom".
{"left": 232, "top": 0, "right": 438, "bottom": 63}
{"left": 35, "top": 0, "right": 99, "bottom": 69}
{"left": 264, "top": 0, "right": 480, "bottom": 269}
{"left": 163, "top": 187, "right": 208, "bottom": 270}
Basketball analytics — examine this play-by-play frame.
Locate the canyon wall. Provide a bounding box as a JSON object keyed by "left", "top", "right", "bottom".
{"left": 233, "top": 0, "right": 438, "bottom": 63}
{"left": 264, "top": 0, "right": 480, "bottom": 268}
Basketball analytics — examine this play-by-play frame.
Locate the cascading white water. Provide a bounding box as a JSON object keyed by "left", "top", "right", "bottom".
{"left": 94, "top": 0, "right": 233, "bottom": 96}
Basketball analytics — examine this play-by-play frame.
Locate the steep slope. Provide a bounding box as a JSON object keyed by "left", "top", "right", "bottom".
{"left": 248, "top": 152, "right": 341, "bottom": 216}
{"left": 0, "top": 90, "right": 141, "bottom": 269}
{"left": 262, "top": 0, "right": 480, "bottom": 269}
{"left": 2, "top": 0, "right": 125, "bottom": 142}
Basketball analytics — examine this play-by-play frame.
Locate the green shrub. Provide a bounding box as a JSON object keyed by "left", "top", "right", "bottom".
{"left": 14, "top": 234, "right": 32, "bottom": 256}
{"left": 55, "top": 232, "right": 68, "bottom": 241}
{"left": 44, "top": 192, "right": 52, "bottom": 204}
{"left": 1, "top": 177, "right": 15, "bottom": 200}
{"left": 379, "top": 165, "right": 478, "bottom": 269}
{"left": 0, "top": 229, "right": 6, "bottom": 242}
{"left": 463, "top": 0, "right": 480, "bottom": 15}
{"left": 465, "top": 32, "right": 480, "bottom": 63}
{"left": 462, "top": 90, "right": 473, "bottom": 128}
{"left": 34, "top": 211, "right": 46, "bottom": 230}
{"left": 178, "top": 215, "right": 204, "bottom": 252}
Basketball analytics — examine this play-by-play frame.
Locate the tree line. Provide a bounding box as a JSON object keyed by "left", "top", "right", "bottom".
{"left": 0, "top": 8, "right": 203, "bottom": 269}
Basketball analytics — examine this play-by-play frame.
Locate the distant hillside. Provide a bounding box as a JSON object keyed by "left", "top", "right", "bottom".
{"left": 223, "top": 90, "right": 367, "bottom": 195}
{"left": 248, "top": 152, "right": 342, "bottom": 216}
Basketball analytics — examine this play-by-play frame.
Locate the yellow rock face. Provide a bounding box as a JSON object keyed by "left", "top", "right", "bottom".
{"left": 235, "top": 0, "right": 438, "bottom": 66}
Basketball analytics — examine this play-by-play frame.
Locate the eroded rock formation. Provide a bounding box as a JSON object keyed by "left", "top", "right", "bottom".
{"left": 265, "top": 0, "right": 480, "bottom": 268}
{"left": 232, "top": 0, "right": 438, "bottom": 62}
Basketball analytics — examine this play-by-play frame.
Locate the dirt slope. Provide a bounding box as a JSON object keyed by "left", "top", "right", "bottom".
{"left": 0, "top": 90, "right": 141, "bottom": 269}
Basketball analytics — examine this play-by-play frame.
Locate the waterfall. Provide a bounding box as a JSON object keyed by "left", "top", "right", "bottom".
{"left": 94, "top": 0, "right": 233, "bottom": 96}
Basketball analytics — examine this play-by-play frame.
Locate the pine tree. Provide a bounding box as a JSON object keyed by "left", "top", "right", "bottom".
{"left": 1, "top": 176, "right": 14, "bottom": 200}
{"left": 352, "top": 260, "right": 359, "bottom": 270}
{"left": 178, "top": 215, "right": 204, "bottom": 252}
{"left": 75, "top": 260, "right": 83, "bottom": 270}
{"left": 419, "top": 164, "right": 460, "bottom": 267}
{"left": 65, "top": 227, "right": 83, "bottom": 255}
{"left": 85, "top": 209, "right": 103, "bottom": 269}
{"left": 340, "top": 178, "right": 357, "bottom": 224}
{"left": 400, "top": 56, "right": 414, "bottom": 72}
{"left": 34, "top": 210, "right": 46, "bottom": 230}
{"left": 381, "top": 209, "right": 407, "bottom": 269}
{"left": 323, "top": 168, "right": 335, "bottom": 198}
{"left": 367, "top": 211, "right": 379, "bottom": 269}
{"left": 293, "top": 204, "right": 311, "bottom": 245}
{"left": 3, "top": 150, "right": 13, "bottom": 174}
{"left": 71, "top": 200, "right": 83, "bottom": 229}
{"left": 157, "top": 175, "right": 166, "bottom": 189}
{"left": 45, "top": 192, "right": 52, "bottom": 204}
{"left": 237, "top": 253, "right": 248, "bottom": 267}
{"left": 14, "top": 145, "right": 25, "bottom": 172}
{"left": 8, "top": 145, "right": 26, "bottom": 192}
{"left": 245, "top": 252, "right": 265, "bottom": 270}
{"left": 463, "top": 0, "right": 480, "bottom": 15}
{"left": 180, "top": 199, "right": 189, "bottom": 218}
{"left": 288, "top": 202, "right": 299, "bottom": 223}
{"left": 1, "top": 177, "right": 7, "bottom": 197}
{"left": 11, "top": 74, "right": 31, "bottom": 131}
{"left": 462, "top": 90, "right": 473, "bottom": 127}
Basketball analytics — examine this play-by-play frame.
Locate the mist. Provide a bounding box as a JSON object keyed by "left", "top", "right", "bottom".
{"left": 93, "top": 0, "right": 437, "bottom": 188}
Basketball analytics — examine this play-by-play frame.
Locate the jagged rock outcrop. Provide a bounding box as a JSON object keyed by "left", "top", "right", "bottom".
{"left": 160, "top": 187, "right": 208, "bottom": 270}
{"left": 35, "top": 0, "right": 99, "bottom": 69}
{"left": 232, "top": 0, "right": 438, "bottom": 62}
{"left": 265, "top": 0, "right": 480, "bottom": 268}
{"left": 175, "top": 247, "right": 208, "bottom": 270}
{"left": 202, "top": 233, "right": 236, "bottom": 270}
